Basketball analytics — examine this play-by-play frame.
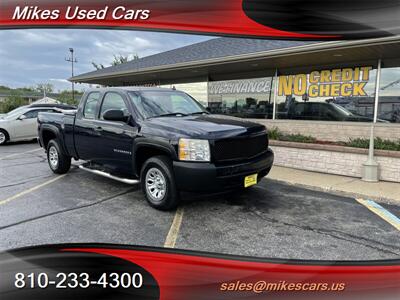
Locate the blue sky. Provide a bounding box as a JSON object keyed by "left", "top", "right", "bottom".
{"left": 0, "top": 29, "right": 212, "bottom": 91}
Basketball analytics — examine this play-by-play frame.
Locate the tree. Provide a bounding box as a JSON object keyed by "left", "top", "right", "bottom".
{"left": 35, "top": 83, "right": 54, "bottom": 94}
{"left": 91, "top": 62, "right": 105, "bottom": 70}
{"left": 92, "top": 53, "right": 139, "bottom": 70}
{"left": 56, "top": 90, "right": 84, "bottom": 106}
{"left": 0, "top": 85, "right": 11, "bottom": 91}
{"left": 0, "top": 90, "right": 28, "bottom": 113}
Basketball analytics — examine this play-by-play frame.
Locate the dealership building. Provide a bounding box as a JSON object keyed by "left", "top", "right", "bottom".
{"left": 72, "top": 36, "right": 400, "bottom": 183}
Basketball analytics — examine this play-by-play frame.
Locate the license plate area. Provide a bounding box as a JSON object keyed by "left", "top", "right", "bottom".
{"left": 244, "top": 173, "right": 258, "bottom": 188}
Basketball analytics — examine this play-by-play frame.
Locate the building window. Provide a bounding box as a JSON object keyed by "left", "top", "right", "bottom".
{"left": 275, "top": 67, "right": 378, "bottom": 122}
{"left": 377, "top": 67, "right": 400, "bottom": 123}
{"left": 207, "top": 77, "right": 274, "bottom": 119}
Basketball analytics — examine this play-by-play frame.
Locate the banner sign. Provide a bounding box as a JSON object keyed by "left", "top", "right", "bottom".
{"left": 1, "top": 244, "right": 399, "bottom": 300}
{"left": 0, "top": 1, "right": 399, "bottom": 39}
{"left": 278, "top": 67, "right": 372, "bottom": 97}
{"left": 208, "top": 78, "right": 272, "bottom": 95}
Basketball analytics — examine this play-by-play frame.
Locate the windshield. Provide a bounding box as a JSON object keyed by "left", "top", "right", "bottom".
{"left": 2, "top": 106, "right": 27, "bottom": 119}
{"left": 128, "top": 90, "right": 206, "bottom": 119}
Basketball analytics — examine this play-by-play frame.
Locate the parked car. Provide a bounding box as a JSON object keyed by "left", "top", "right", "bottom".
{"left": 287, "top": 102, "right": 388, "bottom": 122}
{"left": 0, "top": 104, "right": 76, "bottom": 145}
{"left": 38, "top": 87, "right": 274, "bottom": 210}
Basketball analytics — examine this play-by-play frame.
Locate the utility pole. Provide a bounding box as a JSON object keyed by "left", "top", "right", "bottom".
{"left": 65, "top": 48, "right": 77, "bottom": 102}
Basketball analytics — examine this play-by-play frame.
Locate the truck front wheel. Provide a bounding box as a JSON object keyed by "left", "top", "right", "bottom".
{"left": 140, "top": 155, "right": 180, "bottom": 210}
{"left": 47, "top": 139, "right": 71, "bottom": 174}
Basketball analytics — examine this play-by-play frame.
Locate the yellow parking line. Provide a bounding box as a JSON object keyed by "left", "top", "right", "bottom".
{"left": 0, "top": 175, "right": 66, "bottom": 206}
{"left": 164, "top": 207, "right": 184, "bottom": 248}
{"left": 356, "top": 198, "right": 400, "bottom": 231}
{"left": 0, "top": 148, "right": 42, "bottom": 160}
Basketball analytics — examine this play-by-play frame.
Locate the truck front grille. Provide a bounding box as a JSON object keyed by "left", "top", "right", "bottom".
{"left": 213, "top": 133, "right": 268, "bottom": 162}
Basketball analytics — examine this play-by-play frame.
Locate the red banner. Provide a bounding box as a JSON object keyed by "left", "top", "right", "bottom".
{"left": 2, "top": 244, "right": 399, "bottom": 300}
{"left": 1, "top": 0, "right": 399, "bottom": 39}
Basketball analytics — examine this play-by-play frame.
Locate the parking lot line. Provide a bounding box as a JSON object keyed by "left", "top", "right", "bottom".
{"left": 356, "top": 198, "right": 400, "bottom": 231}
{"left": 0, "top": 175, "right": 66, "bottom": 206}
{"left": 0, "top": 148, "right": 42, "bottom": 160}
{"left": 164, "top": 207, "right": 184, "bottom": 248}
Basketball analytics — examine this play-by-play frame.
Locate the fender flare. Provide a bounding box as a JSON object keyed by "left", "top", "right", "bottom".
{"left": 133, "top": 138, "right": 177, "bottom": 175}
{"left": 39, "top": 124, "right": 69, "bottom": 155}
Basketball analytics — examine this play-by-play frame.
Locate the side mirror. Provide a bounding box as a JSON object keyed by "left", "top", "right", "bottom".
{"left": 206, "top": 107, "right": 211, "bottom": 113}
{"left": 103, "top": 109, "right": 128, "bottom": 122}
{"left": 18, "top": 115, "right": 27, "bottom": 120}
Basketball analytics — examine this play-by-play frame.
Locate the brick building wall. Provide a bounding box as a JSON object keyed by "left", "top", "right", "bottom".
{"left": 270, "top": 141, "right": 400, "bottom": 182}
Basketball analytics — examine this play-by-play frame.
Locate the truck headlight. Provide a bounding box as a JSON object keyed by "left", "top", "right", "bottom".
{"left": 178, "top": 138, "right": 210, "bottom": 162}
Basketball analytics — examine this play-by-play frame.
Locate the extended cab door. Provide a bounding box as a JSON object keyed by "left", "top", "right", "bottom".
{"left": 95, "top": 92, "right": 136, "bottom": 175}
{"left": 74, "top": 91, "right": 103, "bottom": 161}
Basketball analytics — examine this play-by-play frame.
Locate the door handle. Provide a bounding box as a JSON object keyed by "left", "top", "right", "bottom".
{"left": 94, "top": 126, "right": 103, "bottom": 131}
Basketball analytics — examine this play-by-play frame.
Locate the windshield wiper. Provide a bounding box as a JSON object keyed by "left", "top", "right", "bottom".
{"left": 188, "top": 111, "right": 208, "bottom": 115}
{"left": 149, "top": 112, "right": 189, "bottom": 119}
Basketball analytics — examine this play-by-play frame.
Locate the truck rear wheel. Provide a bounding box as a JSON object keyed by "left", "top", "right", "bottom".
{"left": 140, "top": 155, "right": 180, "bottom": 210}
{"left": 47, "top": 139, "right": 71, "bottom": 174}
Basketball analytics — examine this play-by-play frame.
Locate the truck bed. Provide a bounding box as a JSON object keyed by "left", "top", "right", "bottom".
{"left": 38, "top": 110, "right": 77, "bottom": 157}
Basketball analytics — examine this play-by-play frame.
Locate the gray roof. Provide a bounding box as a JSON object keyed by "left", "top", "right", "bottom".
{"left": 73, "top": 37, "right": 319, "bottom": 80}
{"left": 85, "top": 86, "right": 176, "bottom": 93}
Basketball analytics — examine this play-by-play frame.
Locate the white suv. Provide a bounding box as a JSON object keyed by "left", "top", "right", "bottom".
{"left": 0, "top": 104, "right": 74, "bottom": 145}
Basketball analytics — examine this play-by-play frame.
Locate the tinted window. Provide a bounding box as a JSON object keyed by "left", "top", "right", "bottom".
{"left": 24, "top": 109, "right": 54, "bottom": 119}
{"left": 83, "top": 92, "right": 101, "bottom": 119}
{"left": 293, "top": 103, "right": 305, "bottom": 116}
{"left": 100, "top": 92, "right": 129, "bottom": 120}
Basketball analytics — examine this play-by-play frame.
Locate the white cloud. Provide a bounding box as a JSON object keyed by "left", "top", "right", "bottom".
{"left": 0, "top": 29, "right": 212, "bottom": 91}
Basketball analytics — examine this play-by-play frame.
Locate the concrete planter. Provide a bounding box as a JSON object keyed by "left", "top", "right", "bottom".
{"left": 269, "top": 140, "right": 400, "bottom": 183}
{"left": 253, "top": 119, "right": 400, "bottom": 142}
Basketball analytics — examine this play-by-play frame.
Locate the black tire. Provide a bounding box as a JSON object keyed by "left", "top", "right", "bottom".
{"left": 0, "top": 129, "right": 9, "bottom": 145}
{"left": 47, "top": 139, "right": 71, "bottom": 174}
{"left": 140, "top": 155, "right": 180, "bottom": 210}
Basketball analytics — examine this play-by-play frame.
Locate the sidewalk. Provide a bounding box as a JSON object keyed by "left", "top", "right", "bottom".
{"left": 268, "top": 166, "right": 400, "bottom": 205}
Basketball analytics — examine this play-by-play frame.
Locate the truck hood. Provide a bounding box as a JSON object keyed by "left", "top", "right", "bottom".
{"left": 140, "top": 114, "right": 266, "bottom": 139}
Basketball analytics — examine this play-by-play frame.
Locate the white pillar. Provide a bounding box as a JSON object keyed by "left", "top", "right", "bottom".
{"left": 362, "top": 59, "right": 381, "bottom": 182}
{"left": 272, "top": 68, "right": 278, "bottom": 120}
{"left": 373, "top": 60, "right": 381, "bottom": 123}
{"left": 206, "top": 76, "right": 209, "bottom": 106}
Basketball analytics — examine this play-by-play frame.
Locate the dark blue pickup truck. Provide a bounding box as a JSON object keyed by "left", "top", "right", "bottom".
{"left": 38, "top": 87, "right": 274, "bottom": 210}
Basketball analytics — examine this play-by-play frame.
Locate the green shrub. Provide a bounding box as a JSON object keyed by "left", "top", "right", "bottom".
{"left": 345, "top": 138, "right": 400, "bottom": 151}
{"left": 268, "top": 127, "right": 282, "bottom": 140}
{"left": 268, "top": 127, "right": 316, "bottom": 143}
{"left": 279, "top": 134, "right": 317, "bottom": 143}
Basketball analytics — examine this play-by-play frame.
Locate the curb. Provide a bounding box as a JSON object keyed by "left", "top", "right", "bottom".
{"left": 269, "top": 178, "right": 400, "bottom": 206}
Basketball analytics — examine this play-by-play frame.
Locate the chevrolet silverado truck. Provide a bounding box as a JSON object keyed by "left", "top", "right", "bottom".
{"left": 38, "top": 87, "right": 274, "bottom": 210}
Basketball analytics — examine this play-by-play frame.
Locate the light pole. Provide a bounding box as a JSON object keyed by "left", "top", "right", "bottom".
{"left": 362, "top": 58, "right": 381, "bottom": 182}
{"left": 65, "top": 48, "right": 77, "bottom": 102}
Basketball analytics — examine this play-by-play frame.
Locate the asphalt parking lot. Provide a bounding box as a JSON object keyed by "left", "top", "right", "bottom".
{"left": 0, "top": 141, "right": 399, "bottom": 260}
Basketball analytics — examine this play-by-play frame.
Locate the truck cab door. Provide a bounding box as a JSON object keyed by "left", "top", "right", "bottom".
{"left": 95, "top": 92, "right": 136, "bottom": 175}
{"left": 74, "top": 91, "right": 103, "bottom": 161}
